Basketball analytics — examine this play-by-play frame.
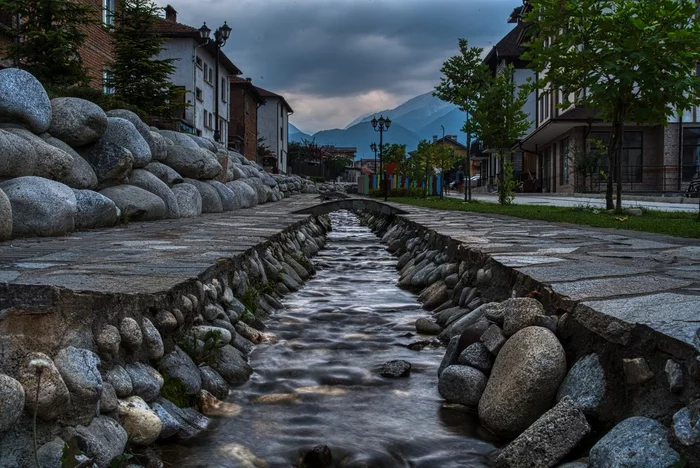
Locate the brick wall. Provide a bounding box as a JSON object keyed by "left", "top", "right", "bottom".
{"left": 228, "top": 85, "right": 259, "bottom": 161}
{"left": 79, "top": 0, "right": 113, "bottom": 90}
{"left": 243, "top": 90, "right": 258, "bottom": 162}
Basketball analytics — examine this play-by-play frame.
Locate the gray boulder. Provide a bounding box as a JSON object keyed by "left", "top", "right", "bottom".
{"left": 73, "top": 189, "right": 119, "bottom": 230}
{"left": 42, "top": 135, "right": 98, "bottom": 189}
{"left": 18, "top": 352, "right": 70, "bottom": 421}
{"left": 171, "top": 183, "right": 202, "bottom": 218}
{"left": 106, "top": 109, "right": 154, "bottom": 151}
{"left": 0, "top": 374, "right": 24, "bottom": 433}
{"left": 0, "top": 68, "right": 52, "bottom": 133}
{"left": 589, "top": 417, "right": 680, "bottom": 468}
{"left": 458, "top": 342, "right": 493, "bottom": 374}
{"left": 101, "top": 117, "right": 151, "bottom": 168}
{"left": 157, "top": 129, "right": 200, "bottom": 149}
{"left": 226, "top": 180, "right": 258, "bottom": 208}
{"left": 206, "top": 180, "right": 240, "bottom": 211}
{"left": 438, "top": 335, "right": 461, "bottom": 377}
{"left": 5, "top": 128, "right": 73, "bottom": 181}
{"left": 673, "top": 403, "right": 700, "bottom": 446}
{"left": 187, "top": 134, "right": 217, "bottom": 152}
{"left": 502, "top": 297, "right": 545, "bottom": 337}
{"left": 495, "top": 397, "right": 590, "bottom": 468}
{"left": 184, "top": 178, "right": 223, "bottom": 213}
{"left": 379, "top": 360, "right": 411, "bottom": 378}
{"left": 200, "top": 366, "right": 229, "bottom": 400}
{"left": 155, "top": 397, "right": 210, "bottom": 439}
{"left": 478, "top": 327, "right": 567, "bottom": 437}
{"left": 49, "top": 97, "right": 108, "bottom": 146}
{"left": 0, "top": 129, "right": 38, "bottom": 178}
{"left": 149, "top": 131, "right": 169, "bottom": 161}
{"left": 438, "top": 365, "right": 487, "bottom": 407}
{"left": 129, "top": 169, "right": 180, "bottom": 219}
{"left": 81, "top": 140, "right": 134, "bottom": 185}
{"left": 100, "top": 185, "right": 166, "bottom": 221}
{"left": 229, "top": 163, "right": 246, "bottom": 181}
{"left": 0, "top": 176, "right": 76, "bottom": 237}
{"left": 416, "top": 317, "right": 442, "bottom": 335}
{"left": 213, "top": 345, "right": 253, "bottom": 387}
{"left": 0, "top": 188, "right": 11, "bottom": 241}
{"left": 556, "top": 353, "right": 606, "bottom": 416}
{"left": 106, "top": 365, "right": 133, "bottom": 398}
{"left": 158, "top": 347, "right": 202, "bottom": 396}
{"left": 144, "top": 161, "right": 183, "bottom": 186}
{"left": 141, "top": 318, "right": 164, "bottom": 360}
{"left": 124, "top": 362, "right": 163, "bottom": 402}
{"left": 151, "top": 401, "right": 181, "bottom": 439}
{"left": 54, "top": 346, "right": 103, "bottom": 402}
{"left": 37, "top": 437, "right": 66, "bottom": 468}
{"left": 162, "top": 145, "right": 222, "bottom": 179}
{"left": 63, "top": 416, "right": 128, "bottom": 467}
{"left": 242, "top": 177, "right": 268, "bottom": 204}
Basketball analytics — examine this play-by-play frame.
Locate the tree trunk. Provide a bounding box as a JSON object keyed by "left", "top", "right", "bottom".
{"left": 605, "top": 110, "right": 621, "bottom": 210}
{"left": 615, "top": 119, "right": 624, "bottom": 213}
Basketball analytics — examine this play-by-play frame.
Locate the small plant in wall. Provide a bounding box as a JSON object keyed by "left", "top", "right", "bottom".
{"left": 178, "top": 329, "right": 222, "bottom": 367}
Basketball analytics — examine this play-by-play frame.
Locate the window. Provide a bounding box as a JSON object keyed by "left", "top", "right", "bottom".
{"left": 103, "top": 0, "right": 115, "bottom": 26}
{"left": 590, "top": 131, "right": 643, "bottom": 183}
{"left": 203, "top": 110, "right": 208, "bottom": 128}
{"left": 208, "top": 68, "right": 213, "bottom": 84}
{"left": 195, "top": 87, "right": 203, "bottom": 102}
{"left": 195, "top": 56, "right": 203, "bottom": 69}
{"left": 682, "top": 128, "right": 700, "bottom": 180}
{"left": 280, "top": 105, "right": 283, "bottom": 118}
{"left": 203, "top": 63, "right": 209, "bottom": 84}
{"left": 280, "top": 126, "right": 283, "bottom": 141}
{"left": 221, "top": 77, "right": 227, "bottom": 102}
{"left": 208, "top": 112, "right": 213, "bottom": 129}
{"left": 560, "top": 137, "right": 569, "bottom": 185}
{"left": 103, "top": 70, "right": 115, "bottom": 95}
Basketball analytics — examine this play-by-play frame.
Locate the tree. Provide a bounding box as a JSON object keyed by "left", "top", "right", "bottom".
{"left": 524, "top": 0, "right": 700, "bottom": 211}
{"left": 571, "top": 138, "right": 606, "bottom": 193}
{"left": 472, "top": 64, "right": 531, "bottom": 205}
{"left": 287, "top": 141, "right": 303, "bottom": 165}
{"left": 1, "top": 0, "right": 96, "bottom": 87}
{"left": 432, "top": 144, "right": 459, "bottom": 199}
{"left": 257, "top": 136, "right": 271, "bottom": 159}
{"left": 109, "top": 0, "right": 182, "bottom": 117}
{"left": 434, "top": 38, "right": 490, "bottom": 201}
{"left": 405, "top": 140, "right": 434, "bottom": 198}
{"left": 381, "top": 143, "right": 407, "bottom": 166}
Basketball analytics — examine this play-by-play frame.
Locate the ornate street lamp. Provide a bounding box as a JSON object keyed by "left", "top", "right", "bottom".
{"left": 199, "top": 21, "right": 232, "bottom": 142}
{"left": 371, "top": 115, "right": 391, "bottom": 201}
{"left": 370, "top": 142, "right": 378, "bottom": 186}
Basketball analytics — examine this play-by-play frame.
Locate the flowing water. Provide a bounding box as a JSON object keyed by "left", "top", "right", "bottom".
{"left": 163, "top": 211, "right": 498, "bottom": 467}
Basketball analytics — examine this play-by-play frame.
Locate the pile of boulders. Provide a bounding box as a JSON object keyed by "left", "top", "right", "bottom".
{"left": 0, "top": 214, "right": 330, "bottom": 467}
{"left": 317, "top": 182, "right": 355, "bottom": 194}
{"left": 0, "top": 68, "right": 317, "bottom": 241}
{"left": 360, "top": 211, "right": 693, "bottom": 468}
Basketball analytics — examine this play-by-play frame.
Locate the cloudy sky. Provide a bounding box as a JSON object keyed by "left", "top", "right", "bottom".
{"left": 164, "top": 0, "right": 516, "bottom": 133}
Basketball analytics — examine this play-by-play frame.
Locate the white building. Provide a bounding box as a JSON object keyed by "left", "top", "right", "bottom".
{"left": 153, "top": 5, "right": 240, "bottom": 143}
{"left": 255, "top": 86, "right": 293, "bottom": 174}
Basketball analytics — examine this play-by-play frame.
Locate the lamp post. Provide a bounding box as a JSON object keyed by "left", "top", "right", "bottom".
{"left": 371, "top": 115, "right": 391, "bottom": 201}
{"left": 370, "top": 142, "right": 378, "bottom": 188}
{"left": 199, "top": 21, "right": 232, "bottom": 143}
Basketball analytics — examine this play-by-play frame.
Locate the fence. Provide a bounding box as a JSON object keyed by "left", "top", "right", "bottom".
{"left": 358, "top": 174, "right": 445, "bottom": 196}
{"left": 570, "top": 165, "right": 700, "bottom": 195}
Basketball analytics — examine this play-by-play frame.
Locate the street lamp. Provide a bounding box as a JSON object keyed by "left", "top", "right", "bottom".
{"left": 199, "top": 21, "right": 232, "bottom": 142}
{"left": 370, "top": 142, "right": 378, "bottom": 187}
{"left": 371, "top": 115, "right": 391, "bottom": 201}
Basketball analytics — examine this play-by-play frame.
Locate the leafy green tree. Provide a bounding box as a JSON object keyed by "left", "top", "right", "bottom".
{"left": 108, "top": 0, "right": 181, "bottom": 117}
{"left": 381, "top": 143, "right": 407, "bottom": 165}
{"left": 432, "top": 144, "right": 459, "bottom": 199}
{"left": 472, "top": 64, "right": 531, "bottom": 205}
{"left": 524, "top": 0, "right": 700, "bottom": 211}
{"left": 257, "top": 136, "right": 271, "bottom": 159}
{"left": 1, "top": 0, "right": 96, "bottom": 87}
{"left": 434, "top": 38, "right": 490, "bottom": 201}
{"left": 405, "top": 140, "right": 434, "bottom": 198}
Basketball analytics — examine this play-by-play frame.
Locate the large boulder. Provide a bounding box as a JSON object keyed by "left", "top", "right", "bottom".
{"left": 0, "top": 188, "right": 11, "bottom": 241}
{"left": 149, "top": 131, "right": 169, "bottom": 161}
{"left": 73, "top": 189, "right": 119, "bottom": 230}
{"left": 4, "top": 128, "right": 73, "bottom": 181}
{"left": 100, "top": 185, "right": 166, "bottom": 221}
{"left": 589, "top": 417, "right": 680, "bottom": 468}
{"left": 53, "top": 346, "right": 103, "bottom": 403}
{"left": 171, "top": 183, "right": 202, "bottom": 218}
{"left": 183, "top": 178, "right": 223, "bottom": 213}
{"left": 129, "top": 169, "right": 180, "bottom": 219}
{"left": 158, "top": 346, "right": 202, "bottom": 396}
{"left": 101, "top": 117, "right": 151, "bottom": 168}
{"left": 242, "top": 177, "right": 268, "bottom": 204}
{"left": 118, "top": 396, "right": 163, "bottom": 445}
{"left": 49, "top": 97, "right": 108, "bottom": 146}
{"left": 157, "top": 129, "right": 200, "bottom": 150}
{"left": 187, "top": 134, "right": 217, "bottom": 152}
{"left": 0, "top": 176, "right": 76, "bottom": 237}
{"left": 124, "top": 363, "right": 163, "bottom": 402}
{"left": 226, "top": 180, "right": 258, "bottom": 208}
{"left": 206, "top": 180, "right": 239, "bottom": 211}
{"left": 213, "top": 345, "right": 253, "bottom": 387}
{"left": 63, "top": 416, "right": 127, "bottom": 467}
{"left": 478, "top": 326, "right": 566, "bottom": 437}
{"left": 81, "top": 140, "right": 134, "bottom": 186}
{"left": 438, "top": 365, "right": 487, "bottom": 407}
{"left": 42, "top": 135, "right": 98, "bottom": 189}
{"left": 0, "top": 374, "right": 24, "bottom": 433}
{"left": 502, "top": 297, "right": 545, "bottom": 337}
{"left": 161, "top": 145, "right": 222, "bottom": 179}
{"left": 0, "top": 129, "right": 38, "bottom": 178}
{"left": 18, "top": 352, "right": 70, "bottom": 421}
{"left": 0, "top": 68, "right": 52, "bottom": 133}
{"left": 556, "top": 353, "right": 606, "bottom": 416}
{"left": 106, "top": 109, "right": 154, "bottom": 151}
{"left": 144, "top": 161, "right": 183, "bottom": 186}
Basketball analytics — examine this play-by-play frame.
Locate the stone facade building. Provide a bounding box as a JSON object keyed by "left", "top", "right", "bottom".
{"left": 228, "top": 77, "right": 265, "bottom": 161}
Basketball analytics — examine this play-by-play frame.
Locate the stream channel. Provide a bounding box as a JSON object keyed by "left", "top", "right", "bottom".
{"left": 163, "top": 210, "right": 498, "bottom": 467}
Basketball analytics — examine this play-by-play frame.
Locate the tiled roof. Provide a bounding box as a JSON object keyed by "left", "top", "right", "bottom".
{"left": 230, "top": 77, "right": 265, "bottom": 103}
{"left": 488, "top": 22, "right": 526, "bottom": 61}
{"left": 254, "top": 86, "right": 294, "bottom": 113}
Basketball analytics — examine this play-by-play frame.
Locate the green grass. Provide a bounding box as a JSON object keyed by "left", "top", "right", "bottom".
{"left": 389, "top": 197, "right": 700, "bottom": 239}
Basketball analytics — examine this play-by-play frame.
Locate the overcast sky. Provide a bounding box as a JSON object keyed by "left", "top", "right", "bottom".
{"left": 163, "top": 0, "right": 516, "bottom": 133}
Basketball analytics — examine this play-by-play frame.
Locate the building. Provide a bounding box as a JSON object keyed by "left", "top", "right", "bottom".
{"left": 228, "top": 77, "right": 265, "bottom": 161}
{"left": 356, "top": 158, "right": 379, "bottom": 174}
{"left": 256, "top": 86, "right": 293, "bottom": 174}
{"left": 152, "top": 5, "right": 240, "bottom": 142}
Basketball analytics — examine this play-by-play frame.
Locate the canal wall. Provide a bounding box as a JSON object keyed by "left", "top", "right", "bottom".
{"left": 358, "top": 209, "right": 700, "bottom": 467}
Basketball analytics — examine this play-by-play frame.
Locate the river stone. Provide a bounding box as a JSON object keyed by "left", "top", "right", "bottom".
{"left": 422, "top": 281, "right": 449, "bottom": 311}
{"left": 232, "top": 333, "right": 255, "bottom": 355}
{"left": 0, "top": 68, "right": 52, "bottom": 133}
{"left": 43, "top": 136, "right": 98, "bottom": 189}
{"left": 158, "top": 346, "right": 202, "bottom": 396}
{"left": 0, "top": 188, "right": 11, "bottom": 241}
{"left": 144, "top": 161, "right": 183, "bottom": 186}
{"left": 457, "top": 318, "right": 491, "bottom": 355}
{"left": 118, "top": 396, "right": 163, "bottom": 445}
{"left": 200, "top": 366, "right": 229, "bottom": 400}
{"left": 106, "top": 365, "right": 133, "bottom": 398}
{"left": 73, "top": 189, "right": 119, "bottom": 230}
{"left": 0, "top": 176, "right": 76, "bottom": 237}
{"left": 0, "top": 374, "right": 24, "bottom": 433}
{"left": 4, "top": 127, "right": 74, "bottom": 181}
{"left": 150, "top": 401, "right": 180, "bottom": 439}
{"left": 480, "top": 324, "right": 507, "bottom": 356}
{"left": 438, "top": 365, "right": 487, "bottom": 407}
{"left": 495, "top": 396, "right": 591, "bottom": 468}
{"left": 81, "top": 139, "right": 134, "bottom": 185}
{"left": 156, "top": 397, "right": 210, "bottom": 439}
{"left": 213, "top": 345, "right": 253, "bottom": 387}
{"left": 438, "top": 335, "right": 461, "bottom": 377}
{"left": 192, "top": 325, "right": 232, "bottom": 347}
{"left": 302, "top": 444, "right": 333, "bottom": 468}
{"left": 49, "top": 97, "right": 107, "bottom": 146}
{"left": 184, "top": 178, "right": 223, "bottom": 213}
{"left": 589, "top": 417, "right": 680, "bottom": 468}
{"left": 36, "top": 437, "right": 66, "bottom": 468}
{"left": 0, "top": 129, "right": 38, "bottom": 178}
{"left": 623, "top": 357, "right": 654, "bottom": 385}
{"left": 478, "top": 326, "right": 567, "bottom": 437}
{"left": 125, "top": 362, "right": 163, "bottom": 402}
{"left": 448, "top": 305, "right": 490, "bottom": 340}
{"left": 481, "top": 302, "right": 506, "bottom": 324}
{"left": 129, "top": 169, "right": 180, "bottom": 218}
{"left": 157, "top": 129, "right": 199, "bottom": 150}
{"left": 416, "top": 317, "right": 442, "bottom": 335}
{"left": 65, "top": 416, "right": 128, "bottom": 467}
{"left": 106, "top": 109, "right": 154, "bottom": 151}
{"left": 556, "top": 353, "right": 606, "bottom": 415}
{"left": 673, "top": 402, "right": 700, "bottom": 446}
{"left": 100, "top": 381, "right": 118, "bottom": 413}
{"left": 379, "top": 360, "right": 411, "bottom": 378}
{"left": 149, "top": 131, "right": 169, "bottom": 161}
{"left": 100, "top": 184, "right": 166, "bottom": 221}
{"left": 458, "top": 343, "right": 493, "bottom": 374}
{"left": 120, "top": 317, "right": 143, "bottom": 349}
{"left": 142, "top": 318, "right": 164, "bottom": 360}
{"left": 54, "top": 346, "right": 103, "bottom": 402}
{"left": 101, "top": 117, "right": 151, "bottom": 168}
{"left": 280, "top": 272, "right": 301, "bottom": 291}
{"left": 171, "top": 182, "right": 202, "bottom": 218}
{"left": 154, "top": 310, "right": 178, "bottom": 332}
{"left": 162, "top": 145, "right": 222, "bottom": 179}
{"left": 502, "top": 297, "right": 545, "bottom": 337}
{"left": 18, "top": 352, "right": 70, "bottom": 421}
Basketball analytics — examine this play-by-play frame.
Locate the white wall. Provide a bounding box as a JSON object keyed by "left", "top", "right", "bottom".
{"left": 514, "top": 68, "right": 537, "bottom": 135}
{"left": 258, "top": 97, "right": 290, "bottom": 173}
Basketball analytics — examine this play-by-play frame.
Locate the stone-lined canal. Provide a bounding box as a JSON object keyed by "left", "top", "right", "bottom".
{"left": 162, "top": 210, "right": 497, "bottom": 467}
